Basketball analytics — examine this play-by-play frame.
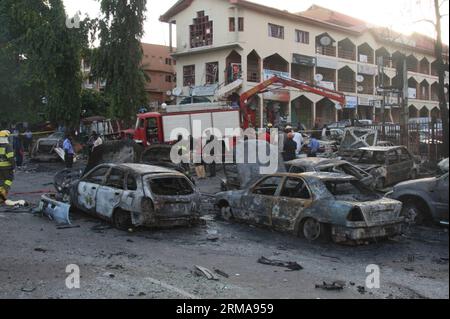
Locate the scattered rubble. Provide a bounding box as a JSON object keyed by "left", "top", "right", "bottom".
{"left": 194, "top": 265, "right": 219, "bottom": 281}
{"left": 257, "top": 256, "right": 303, "bottom": 271}
{"left": 315, "top": 281, "right": 345, "bottom": 291}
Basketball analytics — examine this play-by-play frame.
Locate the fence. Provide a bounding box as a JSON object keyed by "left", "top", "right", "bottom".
{"left": 366, "top": 121, "right": 446, "bottom": 163}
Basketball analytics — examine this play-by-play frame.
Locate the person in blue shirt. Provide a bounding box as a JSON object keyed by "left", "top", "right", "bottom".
{"left": 308, "top": 137, "right": 320, "bottom": 158}
{"left": 63, "top": 134, "right": 75, "bottom": 168}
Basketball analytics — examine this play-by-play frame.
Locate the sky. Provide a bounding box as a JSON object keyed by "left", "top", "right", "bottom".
{"left": 63, "top": 0, "right": 449, "bottom": 46}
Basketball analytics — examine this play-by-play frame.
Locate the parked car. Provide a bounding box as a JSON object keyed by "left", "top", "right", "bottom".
{"left": 215, "top": 172, "right": 404, "bottom": 244}
{"left": 387, "top": 166, "right": 449, "bottom": 226}
{"left": 348, "top": 146, "right": 419, "bottom": 189}
{"left": 69, "top": 163, "right": 200, "bottom": 230}
{"left": 31, "top": 131, "right": 65, "bottom": 162}
{"left": 285, "top": 158, "right": 374, "bottom": 188}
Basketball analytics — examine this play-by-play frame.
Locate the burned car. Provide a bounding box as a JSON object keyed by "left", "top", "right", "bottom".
{"left": 215, "top": 172, "right": 404, "bottom": 244}
{"left": 348, "top": 146, "right": 419, "bottom": 189}
{"left": 387, "top": 166, "right": 449, "bottom": 226}
{"left": 69, "top": 163, "right": 200, "bottom": 230}
{"left": 285, "top": 158, "right": 374, "bottom": 188}
{"left": 31, "top": 132, "right": 65, "bottom": 162}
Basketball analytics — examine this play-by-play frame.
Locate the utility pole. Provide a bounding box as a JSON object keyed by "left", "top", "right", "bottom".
{"left": 434, "top": 0, "right": 449, "bottom": 158}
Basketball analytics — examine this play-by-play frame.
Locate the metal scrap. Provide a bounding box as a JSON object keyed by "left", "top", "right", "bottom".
{"left": 257, "top": 256, "right": 303, "bottom": 271}
{"left": 315, "top": 281, "right": 345, "bottom": 291}
{"left": 37, "top": 194, "right": 71, "bottom": 225}
{"left": 194, "top": 265, "right": 219, "bottom": 280}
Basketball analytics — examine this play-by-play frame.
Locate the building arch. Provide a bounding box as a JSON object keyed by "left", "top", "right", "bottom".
{"left": 338, "top": 38, "right": 356, "bottom": 61}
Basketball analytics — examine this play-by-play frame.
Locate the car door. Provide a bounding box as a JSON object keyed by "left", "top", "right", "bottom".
{"left": 120, "top": 173, "right": 140, "bottom": 214}
{"left": 435, "top": 173, "right": 449, "bottom": 222}
{"left": 76, "top": 166, "right": 110, "bottom": 214}
{"left": 275, "top": 177, "right": 313, "bottom": 231}
{"left": 95, "top": 167, "right": 126, "bottom": 219}
{"left": 385, "top": 150, "right": 404, "bottom": 185}
{"left": 240, "top": 176, "right": 283, "bottom": 226}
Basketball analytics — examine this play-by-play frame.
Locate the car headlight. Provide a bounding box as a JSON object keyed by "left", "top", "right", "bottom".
{"left": 347, "top": 207, "right": 365, "bottom": 222}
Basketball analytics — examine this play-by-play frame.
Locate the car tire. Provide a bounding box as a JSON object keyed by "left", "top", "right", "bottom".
{"left": 401, "top": 201, "right": 427, "bottom": 225}
{"left": 220, "top": 206, "right": 234, "bottom": 221}
{"left": 113, "top": 209, "right": 133, "bottom": 231}
{"left": 301, "top": 218, "right": 330, "bottom": 242}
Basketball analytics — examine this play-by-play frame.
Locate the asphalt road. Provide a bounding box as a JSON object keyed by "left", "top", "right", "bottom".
{"left": 0, "top": 161, "right": 448, "bottom": 299}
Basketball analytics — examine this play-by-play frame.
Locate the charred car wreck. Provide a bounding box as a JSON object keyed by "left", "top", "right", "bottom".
{"left": 31, "top": 132, "right": 65, "bottom": 162}
{"left": 46, "top": 163, "right": 201, "bottom": 230}
{"left": 216, "top": 172, "right": 404, "bottom": 244}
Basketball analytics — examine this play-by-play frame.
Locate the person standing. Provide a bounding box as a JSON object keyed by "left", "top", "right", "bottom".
{"left": 12, "top": 129, "right": 23, "bottom": 167}
{"left": 293, "top": 130, "right": 303, "bottom": 156}
{"left": 0, "top": 130, "right": 15, "bottom": 204}
{"left": 63, "top": 134, "right": 75, "bottom": 168}
{"left": 204, "top": 134, "right": 217, "bottom": 178}
{"left": 24, "top": 129, "right": 33, "bottom": 154}
{"left": 308, "top": 136, "right": 320, "bottom": 158}
{"left": 92, "top": 132, "right": 103, "bottom": 152}
{"left": 283, "top": 132, "right": 297, "bottom": 162}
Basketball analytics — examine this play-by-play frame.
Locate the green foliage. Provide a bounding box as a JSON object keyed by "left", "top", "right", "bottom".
{"left": 0, "top": 0, "right": 88, "bottom": 128}
{"left": 81, "top": 89, "right": 109, "bottom": 118}
{"left": 94, "top": 0, "right": 148, "bottom": 121}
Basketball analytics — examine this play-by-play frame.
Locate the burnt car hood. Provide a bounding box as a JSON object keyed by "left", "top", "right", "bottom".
{"left": 394, "top": 177, "right": 437, "bottom": 192}
{"left": 355, "top": 163, "right": 381, "bottom": 172}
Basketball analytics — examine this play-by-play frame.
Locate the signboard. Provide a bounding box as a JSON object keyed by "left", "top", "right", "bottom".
{"left": 263, "top": 69, "right": 290, "bottom": 80}
{"left": 262, "top": 89, "right": 290, "bottom": 102}
{"left": 359, "top": 54, "right": 368, "bottom": 63}
{"left": 191, "top": 84, "right": 219, "bottom": 97}
{"left": 345, "top": 96, "right": 358, "bottom": 108}
{"left": 408, "top": 88, "right": 417, "bottom": 99}
{"left": 316, "top": 56, "right": 338, "bottom": 69}
{"left": 317, "top": 81, "right": 335, "bottom": 90}
{"left": 358, "top": 64, "right": 377, "bottom": 75}
{"left": 292, "top": 54, "right": 316, "bottom": 66}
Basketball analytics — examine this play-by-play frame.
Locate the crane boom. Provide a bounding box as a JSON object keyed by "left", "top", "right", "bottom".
{"left": 239, "top": 75, "right": 346, "bottom": 128}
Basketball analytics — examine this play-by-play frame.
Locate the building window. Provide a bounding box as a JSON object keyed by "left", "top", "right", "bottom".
{"left": 229, "top": 17, "right": 244, "bottom": 32}
{"left": 268, "top": 23, "right": 284, "bottom": 39}
{"left": 183, "top": 65, "right": 195, "bottom": 86}
{"left": 190, "top": 11, "right": 213, "bottom": 48}
{"left": 165, "top": 58, "right": 172, "bottom": 65}
{"left": 295, "top": 30, "right": 309, "bottom": 44}
{"left": 206, "top": 62, "right": 219, "bottom": 84}
{"left": 165, "top": 75, "right": 172, "bottom": 83}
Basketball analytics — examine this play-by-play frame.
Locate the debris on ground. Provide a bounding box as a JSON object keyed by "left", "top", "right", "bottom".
{"left": 214, "top": 269, "right": 230, "bottom": 278}
{"left": 194, "top": 265, "right": 219, "bottom": 281}
{"left": 34, "top": 248, "right": 47, "bottom": 253}
{"left": 4, "top": 199, "right": 28, "bottom": 207}
{"left": 357, "top": 286, "right": 367, "bottom": 294}
{"left": 315, "top": 281, "right": 345, "bottom": 291}
{"left": 56, "top": 225, "right": 80, "bottom": 230}
{"left": 257, "top": 256, "right": 303, "bottom": 271}
{"left": 35, "top": 194, "right": 71, "bottom": 225}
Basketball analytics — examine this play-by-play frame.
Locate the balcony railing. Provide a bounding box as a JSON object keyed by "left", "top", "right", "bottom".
{"left": 338, "top": 50, "right": 356, "bottom": 61}
{"left": 338, "top": 82, "right": 356, "bottom": 93}
{"left": 316, "top": 46, "right": 336, "bottom": 57}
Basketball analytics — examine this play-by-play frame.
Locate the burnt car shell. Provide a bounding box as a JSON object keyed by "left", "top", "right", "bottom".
{"left": 70, "top": 163, "right": 200, "bottom": 229}
{"left": 31, "top": 132, "right": 65, "bottom": 161}
{"left": 216, "top": 172, "right": 403, "bottom": 244}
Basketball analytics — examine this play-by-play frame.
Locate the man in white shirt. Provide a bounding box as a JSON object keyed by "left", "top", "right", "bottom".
{"left": 92, "top": 132, "right": 103, "bottom": 152}
{"left": 293, "top": 131, "right": 303, "bottom": 156}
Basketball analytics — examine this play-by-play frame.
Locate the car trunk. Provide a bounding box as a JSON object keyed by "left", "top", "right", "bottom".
{"left": 355, "top": 199, "right": 402, "bottom": 227}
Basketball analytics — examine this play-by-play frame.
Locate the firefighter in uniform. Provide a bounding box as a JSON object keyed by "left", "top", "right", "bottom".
{"left": 0, "top": 130, "right": 15, "bottom": 204}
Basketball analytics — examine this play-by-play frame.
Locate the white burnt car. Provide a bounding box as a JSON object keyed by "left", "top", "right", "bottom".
{"left": 69, "top": 164, "right": 200, "bottom": 230}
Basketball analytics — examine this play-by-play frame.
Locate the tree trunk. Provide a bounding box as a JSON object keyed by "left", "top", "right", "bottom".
{"left": 434, "top": 0, "right": 449, "bottom": 158}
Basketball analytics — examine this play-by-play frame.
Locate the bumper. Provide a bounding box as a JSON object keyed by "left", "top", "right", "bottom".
{"left": 332, "top": 222, "right": 403, "bottom": 243}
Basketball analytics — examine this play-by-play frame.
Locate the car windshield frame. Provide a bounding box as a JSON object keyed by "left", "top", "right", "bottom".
{"left": 146, "top": 175, "right": 194, "bottom": 196}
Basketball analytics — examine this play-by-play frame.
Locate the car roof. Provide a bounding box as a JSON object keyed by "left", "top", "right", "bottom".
{"left": 271, "top": 172, "right": 357, "bottom": 182}
{"left": 358, "top": 146, "right": 404, "bottom": 152}
{"left": 116, "top": 163, "right": 181, "bottom": 175}
{"left": 286, "top": 158, "right": 347, "bottom": 167}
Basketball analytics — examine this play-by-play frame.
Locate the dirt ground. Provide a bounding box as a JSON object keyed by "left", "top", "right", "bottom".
{"left": 0, "top": 160, "right": 448, "bottom": 299}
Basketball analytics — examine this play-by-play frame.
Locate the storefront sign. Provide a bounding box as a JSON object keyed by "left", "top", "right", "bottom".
{"left": 292, "top": 54, "right": 316, "bottom": 66}
{"left": 345, "top": 96, "right": 358, "bottom": 108}
{"left": 316, "top": 56, "right": 337, "bottom": 69}
{"left": 262, "top": 89, "right": 290, "bottom": 102}
{"left": 191, "top": 84, "right": 219, "bottom": 97}
{"left": 263, "top": 69, "right": 290, "bottom": 80}
{"left": 358, "top": 64, "right": 377, "bottom": 75}
{"left": 317, "top": 81, "right": 335, "bottom": 90}
{"left": 408, "top": 88, "right": 417, "bottom": 99}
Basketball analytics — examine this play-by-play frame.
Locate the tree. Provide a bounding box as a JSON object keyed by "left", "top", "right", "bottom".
{"left": 0, "top": 0, "right": 88, "bottom": 128}
{"left": 94, "top": 0, "right": 148, "bottom": 121}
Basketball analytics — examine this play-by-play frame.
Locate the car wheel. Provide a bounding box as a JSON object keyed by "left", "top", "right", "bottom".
{"left": 401, "top": 201, "right": 426, "bottom": 225}
{"left": 302, "top": 218, "right": 329, "bottom": 242}
{"left": 220, "top": 206, "right": 234, "bottom": 221}
{"left": 113, "top": 209, "right": 133, "bottom": 231}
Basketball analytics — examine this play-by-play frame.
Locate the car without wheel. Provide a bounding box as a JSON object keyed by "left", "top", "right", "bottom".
{"left": 69, "top": 163, "right": 200, "bottom": 230}
{"left": 215, "top": 172, "right": 404, "bottom": 244}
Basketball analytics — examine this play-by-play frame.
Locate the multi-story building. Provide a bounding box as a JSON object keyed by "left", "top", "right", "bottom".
{"left": 160, "top": 0, "right": 449, "bottom": 128}
{"left": 81, "top": 43, "right": 177, "bottom": 108}
{"left": 142, "top": 43, "right": 177, "bottom": 107}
